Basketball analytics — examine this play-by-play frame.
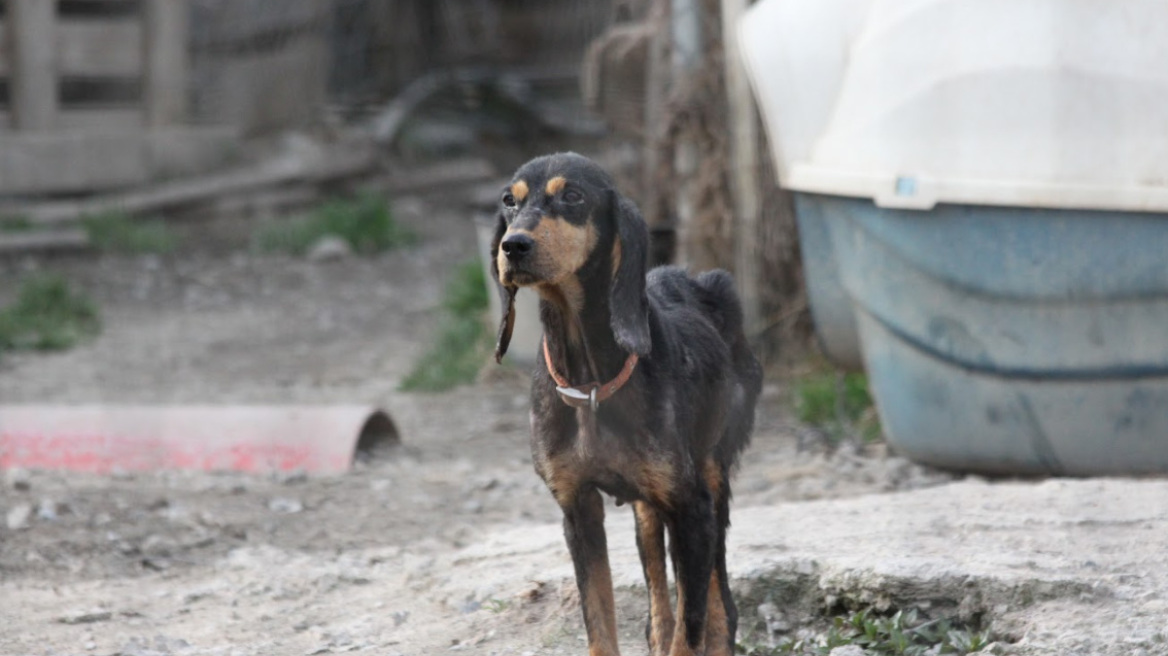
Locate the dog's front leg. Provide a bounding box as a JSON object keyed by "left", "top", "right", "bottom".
{"left": 563, "top": 486, "right": 621, "bottom": 656}
{"left": 667, "top": 487, "right": 716, "bottom": 656}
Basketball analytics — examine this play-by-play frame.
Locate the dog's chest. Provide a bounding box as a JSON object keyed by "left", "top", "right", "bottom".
{"left": 534, "top": 412, "right": 678, "bottom": 507}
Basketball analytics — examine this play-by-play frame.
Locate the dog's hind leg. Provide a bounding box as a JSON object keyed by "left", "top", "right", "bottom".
{"left": 563, "top": 487, "right": 621, "bottom": 656}
{"left": 633, "top": 501, "right": 674, "bottom": 656}
{"left": 703, "top": 461, "right": 737, "bottom": 656}
{"left": 666, "top": 485, "right": 717, "bottom": 656}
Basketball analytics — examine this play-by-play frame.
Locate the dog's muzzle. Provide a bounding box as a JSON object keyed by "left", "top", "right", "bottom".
{"left": 500, "top": 233, "right": 534, "bottom": 262}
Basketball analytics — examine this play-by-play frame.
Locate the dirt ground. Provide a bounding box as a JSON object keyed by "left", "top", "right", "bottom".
{"left": 0, "top": 186, "right": 1029, "bottom": 656}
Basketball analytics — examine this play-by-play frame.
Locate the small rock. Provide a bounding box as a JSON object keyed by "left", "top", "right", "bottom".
{"left": 462, "top": 499, "right": 483, "bottom": 514}
{"left": 307, "top": 235, "right": 352, "bottom": 263}
{"left": 182, "top": 589, "right": 215, "bottom": 604}
{"left": 141, "top": 534, "right": 175, "bottom": 557}
{"left": 6, "top": 503, "right": 32, "bottom": 530}
{"left": 279, "top": 470, "right": 309, "bottom": 486}
{"left": 117, "top": 635, "right": 189, "bottom": 656}
{"left": 37, "top": 498, "right": 68, "bottom": 521}
{"left": 757, "top": 601, "right": 791, "bottom": 635}
{"left": 57, "top": 610, "right": 113, "bottom": 625}
{"left": 141, "top": 557, "right": 170, "bottom": 571}
{"left": 5, "top": 468, "right": 31, "bottom": 492}
{"left": 828, "top": 646, "right": 869, "bottom": 656}
{"left": 391, "top": 611, "right": 409, "bottom": 627}
{"left": 269, "top": 497, "right": 304, "bottom": 514}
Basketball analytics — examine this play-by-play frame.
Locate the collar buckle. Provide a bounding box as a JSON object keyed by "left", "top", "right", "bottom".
{"left": 544, "top": 337, "right": 638, "bottom": 411}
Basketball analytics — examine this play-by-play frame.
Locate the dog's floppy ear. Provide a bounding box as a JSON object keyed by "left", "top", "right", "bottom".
{"left": 609, "top": 193, "right": 652, "bottom": 356}
{"left": 489, "top": 212, "right": 518, "bottom": 363}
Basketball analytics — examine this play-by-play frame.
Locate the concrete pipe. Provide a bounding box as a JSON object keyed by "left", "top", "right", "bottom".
{"left": 0, "top": 405, "right": 399, "bottom": 474}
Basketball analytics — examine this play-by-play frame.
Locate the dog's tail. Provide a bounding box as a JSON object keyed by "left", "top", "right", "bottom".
{"left": 696, "top": 268, "right": 763, "bottom": 470}
{"left": 694, "top": 269, "right": 746, "bottom": 343}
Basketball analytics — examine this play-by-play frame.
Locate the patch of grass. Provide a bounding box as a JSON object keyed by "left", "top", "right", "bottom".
{"left": 483, "top": 598, "right": 511, "bottom": 613}
{"left": 0, "top": 275, "right": 101, "bottom": 353}
{"left": 83, "top": 210, "right": 176, "bottom": 254}
{"left": 400, "top": 260, "right": 491, "bottom": 392}
{"left": 253, "top": 193, "right": 414, "bottom": 255}
{"left": 740, "top": 608, "right": 996, "bottom": 656}
{"left": 0, "top": 215, "right": 33, "bottom": 232}
{"left": 793, "top": 369, "right": 882, "bottom": 443}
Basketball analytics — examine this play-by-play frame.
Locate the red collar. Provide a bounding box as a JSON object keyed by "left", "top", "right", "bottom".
{"left": 542, "top": 337, "right": 639, "bottom": 410}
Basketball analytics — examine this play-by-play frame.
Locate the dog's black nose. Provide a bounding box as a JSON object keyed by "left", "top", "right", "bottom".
{"left": 501, "top": 233, "right": 534, "bottom": 261}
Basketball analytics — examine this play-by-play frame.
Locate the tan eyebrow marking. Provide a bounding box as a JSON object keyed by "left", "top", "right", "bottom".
{"left": 511, "top": 180, "right": 529, "bottom": 201}
{"left": 545, "top": 176, "right": 567, "bottom": 196}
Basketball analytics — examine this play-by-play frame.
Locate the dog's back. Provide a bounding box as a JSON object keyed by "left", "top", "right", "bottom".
{"left": 646, "top": 266, "right": 763, "bottom": 466}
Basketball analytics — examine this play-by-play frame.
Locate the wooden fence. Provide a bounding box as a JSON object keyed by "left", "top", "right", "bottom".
{"left": 0, "top": 0, "right": 233, "bottom": 195}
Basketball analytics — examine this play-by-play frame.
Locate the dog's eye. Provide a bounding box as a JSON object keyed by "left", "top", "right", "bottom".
{"left": 502, "top": 192, "right": 517, "bottom": 208}
{"left": 562, "top": 189, "right": 584, "bottom": 204}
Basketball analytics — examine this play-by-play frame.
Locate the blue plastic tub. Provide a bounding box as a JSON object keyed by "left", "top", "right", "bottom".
{"left": 796, "top": 193, "right": 1168, "bottom": 475}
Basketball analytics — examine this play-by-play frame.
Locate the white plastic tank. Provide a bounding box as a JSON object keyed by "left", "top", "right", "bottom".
{"left": 739, "top": 0, "right": 1168, "bottom": 475}
{"left": 740, "top": 0, "right": 1168, "bottom": 212}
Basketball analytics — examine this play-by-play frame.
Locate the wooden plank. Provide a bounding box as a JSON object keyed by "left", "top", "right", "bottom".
{"left": 57, "top": 21, "right": 142, "bottom": 77}
{"left": 0, "top": 125, "right": 239, "bottom": 196}
{"left": 15, "top": 144, "right": 379, "bottom": 224}
{"left": 208, "top": 186, "right": 321, "bottom": 219}
{"left": 0, "top": 131, "right": 148, "bottom": 194}
{"left": 377, "top": 158, "right": 497, "bottom": 195}
{"left": 0, "top": 109, "right": 144, "bottom": 131}
{"left": 143, "top": 0, "right": 188, "bottom": 126}
{"left": 0, "top": 21, "right": 8, "bottom": 75}
{"left": 57, "top": 108, "right": 144, "bottom": 130}
{"left": 0, "top": 229, "right": 89, "bottom": 254}
{"left": 196, "top": 0, "right": 324, "bottom": 46}
{"left": 8, "top": 0, "right": 59, "bottom": 130}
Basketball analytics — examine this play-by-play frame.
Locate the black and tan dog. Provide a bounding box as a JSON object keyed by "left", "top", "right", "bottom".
{"left": 490, "top": 152, "right": 762, "bottom": 656}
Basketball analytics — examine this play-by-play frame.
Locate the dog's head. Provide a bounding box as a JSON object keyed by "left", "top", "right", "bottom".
{"left": 490, "top": 152, "right": 651, "bottom": 362}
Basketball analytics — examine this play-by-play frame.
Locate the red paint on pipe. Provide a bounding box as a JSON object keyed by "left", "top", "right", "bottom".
{"left": 0, "top": 406, "right": 397, "bottom": 474}
{"left": 0, "top": 433, "right": 334, "bottom": 473}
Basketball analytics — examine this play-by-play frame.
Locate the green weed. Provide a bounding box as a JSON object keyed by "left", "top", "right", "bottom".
{"left": 739, "top": 608, "right": 995, "bottom": 656}
{"left": 400, "top": 260, "right": 491, "bottom": 392}
{"left": 0, "top": 215, "right": 33, "bottom": 232}
{"left": 253, "top": 194, "right": 414, "bottom": 255}
{"left": 483, "top": 598, "right": 512, "bottom": 613}
{"left": 0, "top": 275, "right": 101, "bottom": 353}
{"left": 793, "top": 369, "right": 882, "bottom": 443}
{"left": 83, "top": 210, "right": 176, "bottom": 254}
